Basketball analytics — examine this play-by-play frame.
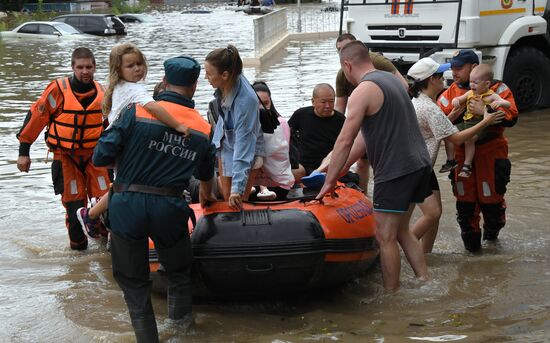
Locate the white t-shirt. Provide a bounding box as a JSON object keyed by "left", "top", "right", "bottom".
{"left": 107, "top": 81, "right": 154, "bottom": 127}
{"left": 412, "top": 92, "right": 458, "bottom": 166}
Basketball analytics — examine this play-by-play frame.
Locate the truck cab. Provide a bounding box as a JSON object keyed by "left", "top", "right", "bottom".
{"left": 344, "top": 0, "right": 550, "bottom": 110}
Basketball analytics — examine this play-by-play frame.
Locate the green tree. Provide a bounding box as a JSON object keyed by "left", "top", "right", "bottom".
{"left": 0, "top": 0, "right": 25, "bottom": 11}
{"left": 111, "top": 0, "right": 150, "bottom": 14}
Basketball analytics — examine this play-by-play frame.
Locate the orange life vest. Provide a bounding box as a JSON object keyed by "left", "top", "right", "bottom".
{"left": 46, "top": 77, "right": 104, "bottom": 151}
{"left": 135, "top": 100, "right": 211, "bottom": 137}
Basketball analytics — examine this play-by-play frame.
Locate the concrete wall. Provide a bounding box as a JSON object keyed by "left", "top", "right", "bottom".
{"left": 243, "top": 8, "right": 339, "bottom": 67}
{"left": 254, "top": 9, "right": 288, "bottom": 56}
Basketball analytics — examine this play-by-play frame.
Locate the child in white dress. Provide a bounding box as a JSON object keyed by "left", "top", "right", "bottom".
{"left": 76, "top": 43, "right": 188, "bottom": 238}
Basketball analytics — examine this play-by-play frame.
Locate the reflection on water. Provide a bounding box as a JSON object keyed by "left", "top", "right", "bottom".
{"left": 1, "top": 4, "right": 550, "bottom": 343}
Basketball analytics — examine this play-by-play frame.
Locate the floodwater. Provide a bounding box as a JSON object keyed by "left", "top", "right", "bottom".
{"left": 1, "top": 4, "right": 550, "bottom": 343}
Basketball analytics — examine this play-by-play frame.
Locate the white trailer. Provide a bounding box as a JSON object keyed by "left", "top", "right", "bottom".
{"left": 342, "top": 0, "right": 550, "bottom": 111}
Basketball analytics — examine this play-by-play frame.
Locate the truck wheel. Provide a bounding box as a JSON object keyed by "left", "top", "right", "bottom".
{"left": 503, "top": 47, "right": 550, "bottom": 111}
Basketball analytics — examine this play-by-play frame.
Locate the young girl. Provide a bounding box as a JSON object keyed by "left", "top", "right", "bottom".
{"left": 76, "top": 43, "right": 188, "bottom": 238}
{"left": 252, "top": 81, "right": 294, "bottom": 200}
{"left": 205, "top": 45, "right": 265, "bottom": 210}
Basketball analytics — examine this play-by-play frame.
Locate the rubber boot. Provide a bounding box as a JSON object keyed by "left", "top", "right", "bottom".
{"left": 461, "top": 229, "right": 482, "bottom": 252}
{"left": 456, "top": 201, "right": 481, "bottom": 252}
{"left": 156, "top": 235, "right": 195, "bottom": 336}
{"left": 482, "top": 225, "right": 500, "bottom": 241}
{"left": 65, "top": 200, "right": 87, "bottom": 250}
{"left": 480, "top": 203, "right": 506, "bottom": 241}
{"left": 131, "top": 315, "right": 159, "bottom": 343}
{"left": 167, "top": 313, "right": 195, "bottom": 335}
{"left": 110, "top": 232, "right": 157, "bottom": 341}
{"left": 156, "top": 236, "right": 193, "bottom": 321}
{"left": 167, "top": 288, "right": 192, "bottom": 321}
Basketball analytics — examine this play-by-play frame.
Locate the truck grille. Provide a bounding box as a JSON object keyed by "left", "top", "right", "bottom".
{"left": 368, "top": 24, "right": 442, "bottom": 42}
{"left": 371, "top": 35, "right": 439, "bottom": 41}
{"left": 368, "top": 25, "right": 442, "bottom": 30}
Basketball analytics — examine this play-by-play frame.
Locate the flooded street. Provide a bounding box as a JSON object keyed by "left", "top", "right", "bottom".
{"left": 1, "top": 5, "right": 549, "bottom": 343}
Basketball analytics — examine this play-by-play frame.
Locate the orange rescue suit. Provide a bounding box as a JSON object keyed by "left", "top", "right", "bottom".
{"left": 46, "top": 77, "right": 104, "bottom": 150}
{"left": 438, "top": 81, "right": 518, "bottom": 251}
{"left": 17, "top": 77, "right": 110, "bottom": 250}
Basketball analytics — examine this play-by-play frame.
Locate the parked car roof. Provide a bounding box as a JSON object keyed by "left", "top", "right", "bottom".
{"left": 54, "top": 14, "right": 119, "bottom": 17}
{"left": 52, "top": 14, "right": 127, "bottom": 36}
{"left": 0, "top": 21, "right": 95, "bottom": 41}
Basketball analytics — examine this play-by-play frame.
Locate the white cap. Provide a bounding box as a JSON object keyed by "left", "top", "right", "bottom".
{"left": 407, "top": 57, "right": 451, "bottom": 82}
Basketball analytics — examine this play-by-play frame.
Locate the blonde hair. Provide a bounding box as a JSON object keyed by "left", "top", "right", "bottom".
{"left": 102, "top": 43, "right": 148, "bottom": 116}
{"left": 471, "top": 64, "right": 494, "bottom": 82}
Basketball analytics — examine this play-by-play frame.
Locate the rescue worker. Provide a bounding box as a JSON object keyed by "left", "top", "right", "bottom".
{"left": 16, "top": 47, "right": 110, "bottom": 251}
{"left": 93, "top": 56, "right": 216, "bottom": 343}
{"left": 438, "top": 50, "right": 519, "bottom": 252}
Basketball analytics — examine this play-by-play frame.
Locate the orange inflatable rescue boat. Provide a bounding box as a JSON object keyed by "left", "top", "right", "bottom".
{"left": 148, "top": 185, "right": 378, "bottom": 296}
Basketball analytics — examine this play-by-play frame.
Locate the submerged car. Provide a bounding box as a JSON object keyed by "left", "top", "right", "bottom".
{"left": 0, "top": 21, "right": 94, "bottom": 40}
{"left": 117, "top": 13, "right": 154, "bottom": 23}
{"left": 52, "top": 14, "right": 126, "bottom": 36}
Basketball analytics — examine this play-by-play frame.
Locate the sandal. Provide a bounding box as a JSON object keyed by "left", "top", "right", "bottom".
{"left": 439, "top": 159, "right": 457, "bottom": 173}
{"left": 458, "top": 164, "right": 472, "bottom": 178}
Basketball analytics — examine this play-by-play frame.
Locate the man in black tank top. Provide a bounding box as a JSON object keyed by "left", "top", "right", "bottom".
{"left": 317, "top": 41, "right": 432, "bottom": 291}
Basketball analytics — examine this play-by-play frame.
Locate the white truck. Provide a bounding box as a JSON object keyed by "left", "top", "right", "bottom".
{"left": 342, "top": 0, "right": 550, "bottom": 111}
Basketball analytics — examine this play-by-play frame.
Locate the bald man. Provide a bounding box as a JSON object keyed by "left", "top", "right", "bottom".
{"left": 288, "top": 83, "right": 346, "bottom": 183}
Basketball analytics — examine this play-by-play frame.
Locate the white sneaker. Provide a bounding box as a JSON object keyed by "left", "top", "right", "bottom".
{"left": 90, "top": 197, "right": 99, "bottom": 207}
{"left": 257, "top": 189, "right": 277, "bottom": 200}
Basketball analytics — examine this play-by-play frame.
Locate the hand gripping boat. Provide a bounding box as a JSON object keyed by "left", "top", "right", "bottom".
{"left": 148, "top": 185, "right": 379, "bottom": 296}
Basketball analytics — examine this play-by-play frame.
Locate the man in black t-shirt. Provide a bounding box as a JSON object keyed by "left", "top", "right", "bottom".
{"left": 288, "top": 84, "right": 345, "bottom": 183}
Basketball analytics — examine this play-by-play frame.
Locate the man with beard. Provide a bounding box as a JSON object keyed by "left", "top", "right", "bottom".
{"left": 437, "top": 50, "right": 518, "bottom": 252}
{"left": 16, "top": 47, "right": 110, "bottom": 250}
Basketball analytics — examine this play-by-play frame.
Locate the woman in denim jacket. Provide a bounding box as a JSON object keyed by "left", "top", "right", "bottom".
{"left": 205, "top": 45, "right": 265, "bottom": 209}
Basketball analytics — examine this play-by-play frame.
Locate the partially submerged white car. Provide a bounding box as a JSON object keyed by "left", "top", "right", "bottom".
{"left": 0, "top": 21, "right": 95, "bottom": 40}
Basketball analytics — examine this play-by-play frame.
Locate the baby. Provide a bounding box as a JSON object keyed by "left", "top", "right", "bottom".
{"left": 451, "top": 64, "right": 510, "bottom": 177}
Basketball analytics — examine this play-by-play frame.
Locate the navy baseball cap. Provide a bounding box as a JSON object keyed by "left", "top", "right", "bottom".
{"left": 164, "top": 56, "right": 200, "bottom": 87}
{"left": 450, "top": 50, "right": 479, "bottom": 68}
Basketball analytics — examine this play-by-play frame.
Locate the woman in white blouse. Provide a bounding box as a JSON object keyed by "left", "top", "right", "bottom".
{"left": 407, "top": 58, "right": 503, "bottom": 253}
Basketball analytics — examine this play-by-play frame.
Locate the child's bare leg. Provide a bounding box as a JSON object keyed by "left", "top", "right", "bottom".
{"left": 439, "top": 141, "right": 457, "bottom": 173}
{"left": 444, "top": 140, "right": 455, "bottom": 162}
{"left": 88, "top": 195, "right": 108, "bottom": 219}
{"left": 463, "top": 135, "right": 478, "bottom": 166}
{"left": 458, "top": 135, "right": 477, "bottom": 178}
